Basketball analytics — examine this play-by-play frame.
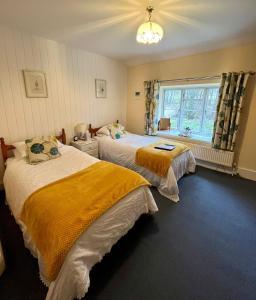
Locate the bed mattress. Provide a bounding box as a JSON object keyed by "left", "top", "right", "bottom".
{"left": 96, "top": 133, "right": 196, "bottom": 202}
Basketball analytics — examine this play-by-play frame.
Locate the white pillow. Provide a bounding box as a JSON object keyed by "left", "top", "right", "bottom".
{"left": 57, "top": 140, "right": 64, "bottom": 148}
{"left": 96, "top": 126, "right": 111, "bottom": 137}
{"left": 13, "top": 141, "right": 27, "bottom": 160}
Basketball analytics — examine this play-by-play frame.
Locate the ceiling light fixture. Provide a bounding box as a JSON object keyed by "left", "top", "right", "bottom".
{"left": 136, "top": 6, "right": 164, "bottom": 45}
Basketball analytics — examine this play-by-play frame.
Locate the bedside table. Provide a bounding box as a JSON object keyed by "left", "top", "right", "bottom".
{"left": 70, "top": 139, "right": 98, "bottom": 158}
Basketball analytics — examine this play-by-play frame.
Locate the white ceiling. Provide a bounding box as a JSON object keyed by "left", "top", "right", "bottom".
{"left": 0, "top": 0, "right": 256, "bottom": 65}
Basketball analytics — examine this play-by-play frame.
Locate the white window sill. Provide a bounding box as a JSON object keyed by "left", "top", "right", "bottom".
{"left": 157, "top": 130, "right": 211, "bottom": 145}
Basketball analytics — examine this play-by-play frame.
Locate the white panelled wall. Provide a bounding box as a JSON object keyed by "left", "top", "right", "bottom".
{"left": 0, "top": 26, "right": 127, "bottom": 182}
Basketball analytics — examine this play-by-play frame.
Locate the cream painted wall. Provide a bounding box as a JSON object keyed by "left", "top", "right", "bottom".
{"left": 0, "top": 26, "right": 127, "bottom": 182}
{"left": 127, "top": 42, "right": 256, "bottom": 177}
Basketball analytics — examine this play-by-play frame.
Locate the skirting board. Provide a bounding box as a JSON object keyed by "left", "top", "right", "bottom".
{"left": 237, "top": 167, "right": 256, "bottom": 181}
{"left": 196, "top": 160, "right": 256, "bottom": 181}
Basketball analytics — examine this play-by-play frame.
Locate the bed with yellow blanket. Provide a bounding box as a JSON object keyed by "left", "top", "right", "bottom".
{"left": 3, "top": 144, "right": 158, "bottom": 300}
{"left": 135, "top": 140, "right": 190, "bottom": 178}
{"left": 95, "top": 132, "right": 196, "bottom": 202}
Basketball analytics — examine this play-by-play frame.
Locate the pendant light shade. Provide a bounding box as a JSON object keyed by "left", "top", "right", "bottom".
{"left": 136, "top": 6, "right": 164, "bottom": 44}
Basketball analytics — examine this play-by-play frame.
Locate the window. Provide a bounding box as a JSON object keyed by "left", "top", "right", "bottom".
{"left": 160, "top": 84, "right": 219, "bottom": 140}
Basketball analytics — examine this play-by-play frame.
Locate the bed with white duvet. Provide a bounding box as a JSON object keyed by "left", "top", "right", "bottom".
{"left": 3, "top": 144, "right": 158, "bottom": 300}
{"left": 96, "top": 133, "right": 196, "bottom": 202}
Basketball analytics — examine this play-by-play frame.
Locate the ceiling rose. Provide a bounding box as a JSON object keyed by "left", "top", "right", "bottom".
{"left": 136, "top": 6, "right": 164, "bottom": 45}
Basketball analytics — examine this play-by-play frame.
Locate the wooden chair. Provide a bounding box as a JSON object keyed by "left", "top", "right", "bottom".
{"left": 158, "top": 118, "right": 171, "bottom": 131}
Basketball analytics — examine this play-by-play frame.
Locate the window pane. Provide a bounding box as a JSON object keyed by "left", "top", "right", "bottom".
{"left": 163, "top": 89, "right": 181, "bottom": 110}
{"left": 183, "top": 98, "right": 204, "bottom": 110}
{"left": 202, "top": 111, "right": 216, "bottom": 136}
{"left": 201, "top": 88, "right": 219, "bottom": 137}
{"left": 205, "top": 88, "right": 219, "bottom": 112}
{"left": 180, "top": 110, "right": 202, "bottom": 133}
{"left": 163, "top": 89, "right": 181, "bottom": 130}
{"left": 171, "top": 118, "right": 178, "bottom": 129}
{"left": 207, "top": 88, "right": 219, "bottom": 101}
{"left": 181, "top": 88, "right": 205, "bottom": 133}
{"left": 184, "top": 88, "right": 204, "bottom": 100}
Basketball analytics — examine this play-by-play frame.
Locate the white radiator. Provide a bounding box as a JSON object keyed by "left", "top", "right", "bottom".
{"left": 184, "top": 142, "right": 235, "bottom": 167}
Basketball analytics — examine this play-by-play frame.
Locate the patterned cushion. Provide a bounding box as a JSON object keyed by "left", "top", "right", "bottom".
{"left": 108, "top": 123, "right": 126, "bottom": 139}
{"left": 26, "top": 136, "right": 61, "bottom": 164}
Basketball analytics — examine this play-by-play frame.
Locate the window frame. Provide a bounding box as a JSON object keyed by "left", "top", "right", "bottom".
{"left": 159, "top": 83, "right": 220, "bottom": 138}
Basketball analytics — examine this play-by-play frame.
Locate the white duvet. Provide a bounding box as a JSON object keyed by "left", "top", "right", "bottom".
{"left": 96, "top": 133, "right": 196, "bottom": 202}
{"left": 3, "top": 145, "right": 158, "bottom": 300}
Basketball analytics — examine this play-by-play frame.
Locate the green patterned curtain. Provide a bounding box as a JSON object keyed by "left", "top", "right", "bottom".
{"left": 144, "top": 80, "right": 160, "bottom": 135}
{"left": 212, "top": 72, "right": 250, "bottom": 151}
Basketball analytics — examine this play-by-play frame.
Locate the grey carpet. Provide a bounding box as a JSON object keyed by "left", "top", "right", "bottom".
{"left": 0, "top": 166, "right": 256, "bottom": 300}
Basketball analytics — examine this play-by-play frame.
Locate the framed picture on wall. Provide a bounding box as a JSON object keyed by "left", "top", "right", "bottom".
{"left": 23, "top": 70, "right": 48, "bottom": 98}
{"left": 95, "top": 79, "right": 107, "bottom": 98}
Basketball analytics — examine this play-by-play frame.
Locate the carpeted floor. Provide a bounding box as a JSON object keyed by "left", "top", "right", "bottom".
{"left": 0, "top": 166, "right": 256, "bottom": 300}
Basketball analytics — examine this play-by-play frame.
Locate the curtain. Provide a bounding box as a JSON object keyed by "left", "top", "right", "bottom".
{"left": 212, "top": 72, "right": 250, "bottom": 151}
{"left": 144, "top": 80, "right": 160, "bottom": 135}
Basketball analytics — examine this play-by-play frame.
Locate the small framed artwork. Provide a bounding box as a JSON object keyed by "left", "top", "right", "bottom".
{"left": 95, "top": 79, "right": 107, "bottom": 98}
{"left": 23, "top": 70, "right": 48, "bottom": 98}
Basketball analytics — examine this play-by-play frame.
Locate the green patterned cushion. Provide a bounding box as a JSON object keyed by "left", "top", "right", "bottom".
{"left": 25, "top": 136, "right": 61, "bottom": 164}
{"left": 108, "top": 123, "right": 126, "bottom": 139}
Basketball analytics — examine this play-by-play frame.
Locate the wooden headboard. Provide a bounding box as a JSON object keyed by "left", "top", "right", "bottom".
{"left": 0, "top": 128, "right": 66, "bottom": 164}
{"left": 88, "top": 120, "right": 119, "bottom": 138}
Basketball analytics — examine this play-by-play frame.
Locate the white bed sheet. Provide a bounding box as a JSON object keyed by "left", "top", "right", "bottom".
{"left": 3, "top": 145, "right": 158, "bottom": 300}
{"left": 96, "top": 133, "right": 196, "bottom": 202}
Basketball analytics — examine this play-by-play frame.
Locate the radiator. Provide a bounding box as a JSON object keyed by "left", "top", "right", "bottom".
{"left": 184, "top": 142, "right": 235, "bottom": 167}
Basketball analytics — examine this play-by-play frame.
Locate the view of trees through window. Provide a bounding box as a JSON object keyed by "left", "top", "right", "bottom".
{"left": 161, "top": 85, "right": 219, "bottom": 138}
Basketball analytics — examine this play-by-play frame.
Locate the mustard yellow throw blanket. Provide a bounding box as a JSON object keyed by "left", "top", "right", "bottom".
{"left": 135, "top": 140, "right": 189, "bottom": 177}
{"left": 20, "top": 161, "right": 150, "bottom": 282}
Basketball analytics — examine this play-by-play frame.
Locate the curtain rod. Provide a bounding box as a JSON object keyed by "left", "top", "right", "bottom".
{"left": 159, "top": 75, "right": 220, "bottom": 83}
{"left": 159, "top": 71, "right": 255, "bottom": 83}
